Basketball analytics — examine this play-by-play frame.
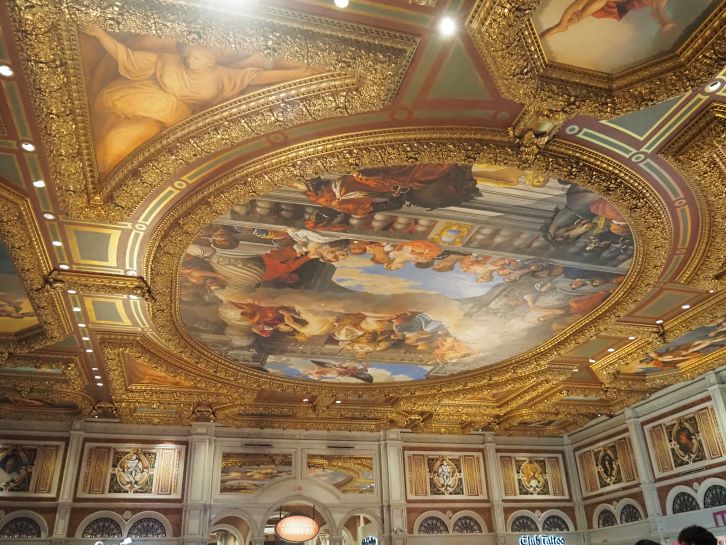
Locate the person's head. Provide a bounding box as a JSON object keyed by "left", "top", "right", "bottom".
{"left": 635, "top": 540, "right": 661, "bottom": 545}
{"left": 206, "top": 278, "right": 225, "bottom": 291}
{"left": 384, "top": 260, "right": 405, "bottom": 271}
{"left": 183, "top": 45, "right": 219, "bottom": 72}
{"left": 569, "top": 279, "right": 588, "bottom": 289}
{"left": 678, "top": 526, "right": 717, "bottom": 545}
{"left": 677, "top": 428, "right": 692, "bottom": 445}
{"left": 211, "top": 227, "right": 238, "bottom": 249}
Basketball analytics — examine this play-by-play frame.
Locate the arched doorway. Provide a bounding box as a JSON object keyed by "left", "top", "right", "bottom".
{"left": 263, "top": 502, "right": 330, "bottom": 545}
{"left": 340, "top": 513, "right": 381, "bottom": 545}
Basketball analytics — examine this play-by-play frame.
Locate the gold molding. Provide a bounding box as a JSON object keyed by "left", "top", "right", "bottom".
{"left": 468, "top": 0, "right": 726, "bottom": 118}
{"left": 7, "top": 0, "right": 417, "bottom": 220}
{"left": 0, "top": 186, "right": 73, "bottom": 354}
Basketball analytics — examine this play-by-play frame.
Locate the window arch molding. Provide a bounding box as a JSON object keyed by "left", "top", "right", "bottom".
{"left": 540, "top": 509, "right": 574, "bottom": 532}
{"left": 592, "top": 504, "right": 618, "bottom": 529}
{"left": 75, "top": 511, "right": 126, "bottom": 538}
{"left": 210, "top": 510, "right": 258, "bottom": 537}
{"left": 697, "top": 478, "right": 726, "bottom": 508}
{"left": 666, "top": 485, "right": 701, "bottom": 515}
{"left": 0, "top": 510, "right": 48, "bottom": 539}
{"left": 507, "top": 510, "right": 541, "bottom": 533}
{"left": 125, "top": 511, "right": 173, "bottom": 537}
{"left": 413, "top": 511, "right": 451, "bottom": 534}
{"left": 451, "top": 511, "right": 487, "bottom": 534}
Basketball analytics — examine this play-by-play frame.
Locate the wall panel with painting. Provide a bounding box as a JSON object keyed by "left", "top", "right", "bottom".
{"left": 77, "top": 442, "right": 186, "bottom": 499}
{"left": 498, "top": 452, "right": 569, "bottom": 500}
{"left": 0, "top": 441, "right": 65, "bottom": 497}
{"left": 576, "top": 434, "right": 639, "bottom": 497}
{"left": 404, "top": 451, "right": 486, "bottom": 500}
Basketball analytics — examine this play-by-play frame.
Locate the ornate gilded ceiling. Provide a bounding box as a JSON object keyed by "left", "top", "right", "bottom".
{"left": 0, "top": 0, "right": 724, "bottom": 435}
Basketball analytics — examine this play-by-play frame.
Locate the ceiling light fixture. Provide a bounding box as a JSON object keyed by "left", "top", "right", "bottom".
{"left": 588, "top": 358, "right": 596, "bottom": 363}
{"left": 82, "top": 336, "right": 90, "bottom": 341}
{"left": 77, "top": 322, "right": 87, "bottom": 328}
{"left": 21, "top": 142, "right": 36, "bottom": 152}
{"left": 126, "top": 269, "right": 138, "bottom": 276}
{"left": 128, "top": 294, "right": 139, "bottom": 300}
{"left": 607, "top": 347, "right": 615, "bottom": 353}
{"left": 333, "top": 0, "right": 349, "bottom": 7}
{"left": 52, "top": 240, "right": 63, "bottom": 247}
{"left": 655, "top": 319, "right": 664, "bottom": 325}
{"left": 72, "top": 306, "right": 81, "bottom": 312}
{"left": 335, "top": 399, "right": 342, "bottom": 404}
{"left": 438, "top": 16, "right": 457, "bottom": 37}
{"left": 86, "top": 348, "right": 93, "bottom": 353}
{"left": 58, "top": 264, "right": 70, "bottom": 270}
{"left": 302, "top": 397, "right": 309, "bottom": 403}
{"left": 96, "top": 382, "right": 104, "bottom": 387}
{"left": 94, "top": 375, "right": 101, "bottom": 379}
{"left": 628, "top": 336, "right": 636, "bottom": 340}
{"left": 66, "top": 289, "right": 76, "bottom": 294}
{"left": 709, "top": 289, "right": 715, "bottom": 294}
{"left": 681, "top": 304, "right": 691, "bottom": 310}
{"left": 32, "top": 180, "right": 46, "bottom": 188}
{"left": 91, "top": 367, "right": 99, "bottom": 371}
{"left": 43, "top": 212, "right": 56, "bottom": 220}
{"left": 0, "top": 64, "right": 14, "bottom": 78}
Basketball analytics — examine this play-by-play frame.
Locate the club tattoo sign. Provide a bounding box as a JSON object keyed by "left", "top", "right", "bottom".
{"left": 275, "top": 515, "right": 320, "bottom": 543}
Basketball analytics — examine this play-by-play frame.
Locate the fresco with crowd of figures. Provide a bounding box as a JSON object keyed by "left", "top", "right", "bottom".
{"left": 533, "top": 0, "right": 719, "bottom": 73}
{"left": 0, "top": 243, "right": 38, "bottom": 335}
{"left": 179, "top": 163, "right": 634, "bottom": 383}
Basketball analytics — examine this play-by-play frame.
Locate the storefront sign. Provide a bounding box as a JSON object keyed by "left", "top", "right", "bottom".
{"left": 519, "top": 535, "right": 566, "bottom": 545}
{"left": 362, "top": 537, "right": 378, "bottom": 545}
{"left": 275, "top": 515, "right": 320, "bottom": 542}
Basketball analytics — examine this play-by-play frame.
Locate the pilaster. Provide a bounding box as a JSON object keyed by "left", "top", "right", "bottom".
{"left": 381, "top": 429, "right": 407, "bottom": 545}
{"left": 483, "top": 433, "right": 506, "bottom": 535}
{"left": 53, "top": 419, "right": 85, "bottom": 540}
{"left": 563, "top": 436, "right": 588, "bottom": 539}
{"left": 182, "top": 422, "right": 216, "bottom": 545}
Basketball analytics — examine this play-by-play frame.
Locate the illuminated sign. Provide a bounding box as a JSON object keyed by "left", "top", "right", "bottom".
{"left": 519, "top": 535, "right": 566, "bottom": 545}
{"left": 362, "top": 537, "right": 379, "bottom": 545}
{"left": 275, "top": 515, "right": 320, "bottom": 543}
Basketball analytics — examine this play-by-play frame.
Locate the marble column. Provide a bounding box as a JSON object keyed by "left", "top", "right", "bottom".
{"left": 381, "top": 430, "right": 407, "bottom": 545}
{"left": 483, "top": 433, "right": 506, "bottom": 537}
{"left": 182, "top": 422, "right": 215, "bottom": 545}
{"left": 52, "top": 419, "right": 85, "bottom": 542}
{"left": 564, "top": 436, "right": 588, "bottom": 543}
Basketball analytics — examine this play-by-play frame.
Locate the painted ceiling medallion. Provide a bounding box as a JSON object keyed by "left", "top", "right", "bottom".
{"left": 179, "top": 163, "right": 633, "bottom": 383}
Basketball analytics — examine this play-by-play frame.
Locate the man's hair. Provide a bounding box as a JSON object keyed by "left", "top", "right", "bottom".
{"left": 678, "top": 526, "right": 717, "bottom": 545}
{"left": 635, "top": 540, "right": 660, "bottom": 545}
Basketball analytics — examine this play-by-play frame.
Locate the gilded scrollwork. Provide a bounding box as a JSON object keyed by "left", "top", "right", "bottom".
{"left": 0, "top": 186, "right": 72, "bottom": 354}
{"left": 468, "top": 0, "right": 726, "bottom": 118}
{"left": 7, "top": 0, "right": 417, "bottom": 220}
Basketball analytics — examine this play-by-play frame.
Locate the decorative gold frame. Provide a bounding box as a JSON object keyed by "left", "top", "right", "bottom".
{"left": 468, "top": 0, "right": 726, "bottom": 118}
{"left": 6, "top": 0, "right": 417, "bottom": 220}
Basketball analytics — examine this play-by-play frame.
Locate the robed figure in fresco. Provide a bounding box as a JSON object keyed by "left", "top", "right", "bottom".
{"left": 80, "top": 25, "right": 315, "bottom": 176}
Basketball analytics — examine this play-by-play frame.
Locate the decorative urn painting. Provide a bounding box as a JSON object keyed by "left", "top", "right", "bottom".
{"left": 179, "top": 163, "right": 633, "bottom": 383}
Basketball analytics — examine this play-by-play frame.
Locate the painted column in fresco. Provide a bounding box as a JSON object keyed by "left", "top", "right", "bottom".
{"left": 625, "top": 409, "right": 664, "bottom": 536}
{"left": 563, "top": 437, "right": 587, "bottom": 533}
{"left": 483, "top": 434, "right": 506, "bottom": 534}
{"left": 184, "top": 423, "right": 215, "bottom": 545}
{"left": 53, "top": 420, "right": 85, "bottom": 539}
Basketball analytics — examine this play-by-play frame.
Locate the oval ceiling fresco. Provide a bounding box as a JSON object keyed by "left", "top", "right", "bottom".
{"left": 179, "top": 163, "right": 633, "bottom": 383}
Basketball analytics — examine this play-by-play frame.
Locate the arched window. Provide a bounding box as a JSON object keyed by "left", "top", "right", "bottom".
{"left": 452, "top": 516, "right": 482, "bottom": 534}
{"left": 597, "top": 510, "right": 617, "bottom": 528}
{"left": 81, "top": 517, "right": 123, "bottom": 538}
{"left": 511, "top": 515, "right": 539, "bottom": 533}
{"left": 542, "top": 515, "right": 570, "bottom": 532}
{"left": 128, "top": 517, "right": 167, "bottom": 538}
{"left": 0, "top": 517, "right": 41, "bottom": 539}
{"left": 672, "top": 492, "right": 700, "bottom": 514}
{"left": 619, "top": 504, "right": 643, "bottom": 524}
{"left": 418, "top": 516, "right": 448, "bottom": 534}
{"left": 704, "top": 485, "right": 726, "bottom": 508}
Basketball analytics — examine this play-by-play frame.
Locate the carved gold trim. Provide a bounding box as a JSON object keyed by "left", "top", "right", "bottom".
{"left": 141, "top": 127, "right": 669, "bottom": 405}
{"left": 7, "top": 0, "right": 417, "bottom": 220}
{"left": 662, "top": 103, "right": 726, "bottom": 290}
{"left": 468, "top": 0, "right": 726, "bottom": 118}
{"left": 0, "top": 185, "right": 73, "bottom": 354}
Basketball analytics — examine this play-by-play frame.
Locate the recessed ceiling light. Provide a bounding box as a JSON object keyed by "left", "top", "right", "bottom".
{"left": 709, "top": 289, "right": 715, "bottom": 294}
{"left": 706, "top": 81, "right": 722, "bottom": 92}
{"left": 572, "top": 367, "right": 578, "bottom": 372}
{"left": 681, "top": 304, "right": 691, "bottom": 310}
{"left": 32, "top": 180, "right": 46, "bottom": 188}
{"left": 302, "top": 398, "right": 309, "bottom": 402}
{"left": 58, "top": 264, "right": 70, "bottom": 270}
{"left": 0, "top": 64, "right": 14, "bottom": 77}
{"left": 52, "top": 240, "right": 63, "bottom": 247}
{"left": 126, "top": 269, "right": 138, "bottom": 276}
{"left": 628, "top": 336, "right": 636, "bottom": 340}
{"left": 21, "top": 142, "right": 36, "bottom": 152}
{"left": 77, "top": 322, "right": 87, "bottom": 328}
{"left": 335, "top": 399, "right": 342, "bottom": 404}
{"left": 607, "top": 347, "right": 615, "bottom": 353}
{"left": 94, "top": 375, "right": 101, "bottom": 379}
{"left": 66, "top": 289, "right": 76, "bottom": 294}
{"left": 85, "top": 348, "right": 93, "bottom": 353}
{"left": 91, "top": 367, "right": 99, "bottom": 371}
{"left": 82, "top": 336, "right": 90, "bottom": 341}
{"left": 438, "top": 16, "right": 457, "bottom": 37}
{"left": 72, "top": 306, "right": 81, "bottom": 312}
{"left": 96, "top": 382, "right": 103, "bottom": 387}
{"left": 128, "top": 294, "right": 139, "bottom": 300}
{"left": 588, "top": 358, "right": 596, "bottom": 363}
{"left": 655, "top": 319, "right": 664, "bottom": 325}
{"left": 43, "top": 212, "right": 56, "bottom": 220}
{"left": 333, "top": 0, "right": 349, "bottom": 7}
